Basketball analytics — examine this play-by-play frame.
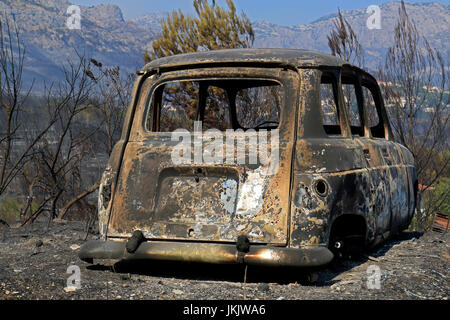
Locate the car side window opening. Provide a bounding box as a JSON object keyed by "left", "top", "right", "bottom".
{"left": 320, "top": 73, "right": 342, "bottom": 136}
{"left": 341, "top": 76, "right": 364, "bottom": 137}
{"left": 146, "top": 79, "right": 282, "bottom": 132}
{"left": 362, "top": 84, "right": 385, "bottom": 139}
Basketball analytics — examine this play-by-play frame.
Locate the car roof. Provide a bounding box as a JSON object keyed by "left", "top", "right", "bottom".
{"left": 141, "top": 48, "right": 354, "bottom": 72}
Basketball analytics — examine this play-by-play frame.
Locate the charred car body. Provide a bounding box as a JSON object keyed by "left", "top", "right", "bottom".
{"left": 79, "top": 49, "right": 417, "bottom": 267}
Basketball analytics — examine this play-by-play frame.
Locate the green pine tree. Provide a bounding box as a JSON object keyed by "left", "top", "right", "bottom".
{"left": 144, "top": 0, "right": 254, "bottom": 62}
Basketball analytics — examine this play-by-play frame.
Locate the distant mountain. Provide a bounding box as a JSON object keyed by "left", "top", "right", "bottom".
{"left": 0, "top": 0, "right": 448, "bottom": 90}
{"left": 136, "top": 2, "right": 449, "bottom": 72}
{"left": 132, "top": 2, "right": 449, "bottom": 72}
{"left": 251, "top": 1, "right": 450, "bottom": 71}
{"left": 133, "top": 12, "right": 169, "bottom": 32}
{"left": 0, "top": 0, "right": 156, "bottom": 90}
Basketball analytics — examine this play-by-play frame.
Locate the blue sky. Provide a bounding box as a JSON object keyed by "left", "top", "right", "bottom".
{"left": 72, "top": 0, "right": 449, "bottom": 26}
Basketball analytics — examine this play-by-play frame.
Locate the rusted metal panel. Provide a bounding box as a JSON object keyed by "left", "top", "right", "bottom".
{"left": 106, "top": 67, "right": 299, "bottom": 245}
{"left": 79, "top": 239, "right": 334, "bottom": 267}
{"left": 142, "top": 48, "right": 350, "bottom": 74}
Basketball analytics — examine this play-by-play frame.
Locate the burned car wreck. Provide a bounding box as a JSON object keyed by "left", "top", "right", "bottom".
{"left": 79, "top": 48, "right": 417, "bottom": 268}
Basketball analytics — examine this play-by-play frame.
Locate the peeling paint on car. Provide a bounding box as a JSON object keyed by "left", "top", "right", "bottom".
{"left": 236, "top": 168, "right": 267, "bottom": 217}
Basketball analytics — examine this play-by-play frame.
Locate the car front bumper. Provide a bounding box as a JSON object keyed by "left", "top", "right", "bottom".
{"left": 78, "top": 239, "right": 334, "bottom": 268}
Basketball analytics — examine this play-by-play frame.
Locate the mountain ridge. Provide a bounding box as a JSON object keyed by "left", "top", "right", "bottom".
{"left": 251, "top": 1, "right": 449, "bottom": 71}
{"left": 0, "top": 0, "right": 156, "bottom": 90}
{"left": 0, "top": 0, "right": 447, "bottom": 89}
{"left": 132, "top": 1, "right": 449, "bottom": 71}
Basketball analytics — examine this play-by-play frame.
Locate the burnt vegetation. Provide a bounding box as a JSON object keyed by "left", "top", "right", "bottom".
{"left": 0, "top": 14, "right": 133, "bottom": 227}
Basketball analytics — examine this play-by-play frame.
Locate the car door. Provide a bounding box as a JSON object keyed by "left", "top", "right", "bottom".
{"left": 344, "top": 72, "right": 393, "bottom": 241}
{"left": 358, "top": 75, "right": 410, "bottom": 236}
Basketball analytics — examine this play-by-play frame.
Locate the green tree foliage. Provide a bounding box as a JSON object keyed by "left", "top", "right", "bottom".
{"left": 0, "top": 198, "right": 22, "bottom": 225}
{"left": 144, "top": 0, "right": 254, "bottom": 62}
{"left": 424, "top": 150, "right": 450, "bottom": 216}
{"left": 143, "top": 0, "right": 256, "bottom": 133}
{"left": 428, "top": 177, "right": 450, "bottom": 215}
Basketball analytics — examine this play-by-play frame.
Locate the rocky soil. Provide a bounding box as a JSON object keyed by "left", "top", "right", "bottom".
{"left": 0, "top": 219, "right": 448, "bottom": 300}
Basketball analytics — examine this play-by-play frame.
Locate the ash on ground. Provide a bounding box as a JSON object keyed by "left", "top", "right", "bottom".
{"left": 0, "top": 220, "right": 448, "bottom": 300}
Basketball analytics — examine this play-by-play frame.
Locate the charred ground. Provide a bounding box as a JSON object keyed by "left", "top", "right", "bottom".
{"left": 0, "top": 219, "right": 448, "bottom": 300}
